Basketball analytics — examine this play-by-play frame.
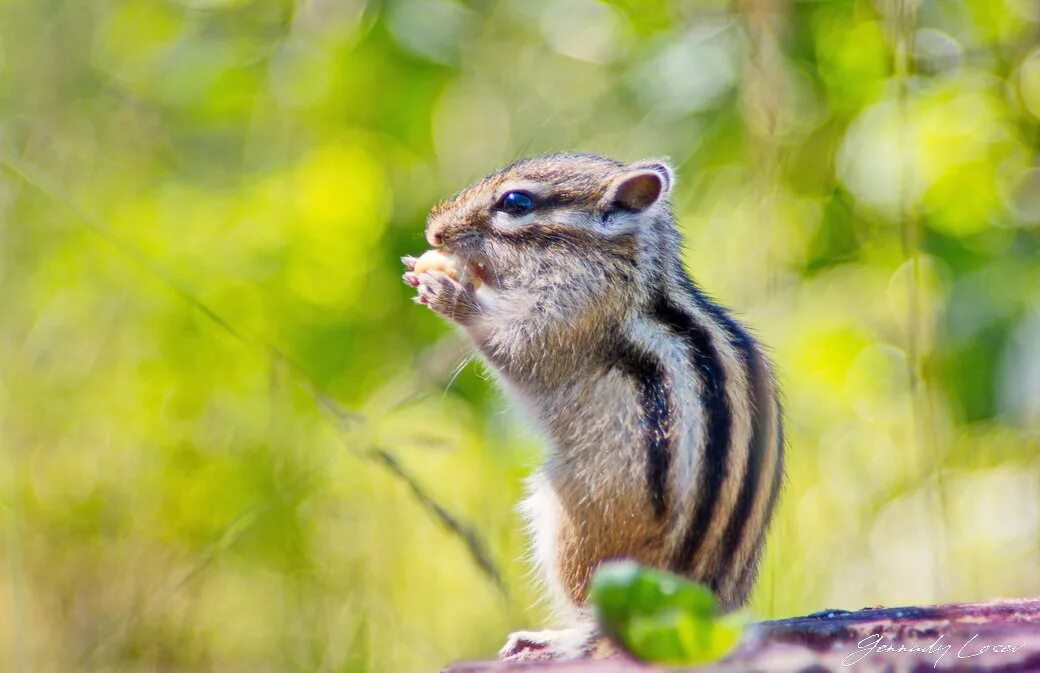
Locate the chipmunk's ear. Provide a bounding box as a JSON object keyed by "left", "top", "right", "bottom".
{"left": 606, "top": 159, "right": 674, "bottom": 212}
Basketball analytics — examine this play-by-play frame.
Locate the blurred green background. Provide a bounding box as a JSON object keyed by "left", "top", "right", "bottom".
{"left": 1, "top": 0, "right": 1039, "bottom": 671}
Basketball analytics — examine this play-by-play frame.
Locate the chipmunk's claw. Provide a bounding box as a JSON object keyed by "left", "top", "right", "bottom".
{"left": 410, "top": 270, "right": 482, "bottom": 325}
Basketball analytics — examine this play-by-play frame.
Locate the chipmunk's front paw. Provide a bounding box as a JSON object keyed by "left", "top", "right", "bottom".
{"left": 403, "top": 269, "right": 482, "bottom": 325}
{"left": 498, "top": 628, "right": 599, "bottom": 662}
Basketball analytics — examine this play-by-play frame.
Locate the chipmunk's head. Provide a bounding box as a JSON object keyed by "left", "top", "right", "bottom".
{"left": 425, "top": 153, "right": 675, "bottom": 292}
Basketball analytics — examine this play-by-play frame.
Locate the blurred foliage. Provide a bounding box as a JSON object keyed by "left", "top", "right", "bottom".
{"left": 1, "top": 0, "right": 1040, "bottom": 671}
{"left": 591, "top": 561, "right": 742, "bottom": 664}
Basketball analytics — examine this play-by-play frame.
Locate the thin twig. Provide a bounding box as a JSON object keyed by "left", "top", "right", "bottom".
{"left": 0, "top": 152, "right": 507, "bottom": 595}
{"left": 372, "top": 448, "right": 506, "bottom": 592}
{"left": 888, "top": 0, "right": 951, "bottom": 600}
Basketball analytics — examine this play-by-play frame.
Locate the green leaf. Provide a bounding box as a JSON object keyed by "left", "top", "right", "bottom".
{"left": 590, "top": 561, "right": 745, "bottom": 665}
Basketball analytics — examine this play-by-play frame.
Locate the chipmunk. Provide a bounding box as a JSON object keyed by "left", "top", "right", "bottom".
{"left": 402, "top": 153, "right": 784, "bottom": 661}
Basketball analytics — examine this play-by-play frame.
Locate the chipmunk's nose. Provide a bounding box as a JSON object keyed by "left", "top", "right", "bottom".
{"left": 425, "top": 215, "right": 453, "bottom": 247}
{"left": 426, "top": 206, "right": 480, "bottom": 247}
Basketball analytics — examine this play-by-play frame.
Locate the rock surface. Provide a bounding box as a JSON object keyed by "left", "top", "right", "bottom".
{"left": 444, "top": 598, "right": 1040, "bottom": 672}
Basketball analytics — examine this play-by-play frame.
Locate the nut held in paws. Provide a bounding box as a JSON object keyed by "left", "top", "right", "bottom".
{"left": 413, "top": 249, "right": 481, "bottom": 288}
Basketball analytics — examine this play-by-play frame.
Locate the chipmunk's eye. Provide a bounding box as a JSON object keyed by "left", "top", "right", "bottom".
{"left": 496, "top": 191, "right": 536, "bottom": 216}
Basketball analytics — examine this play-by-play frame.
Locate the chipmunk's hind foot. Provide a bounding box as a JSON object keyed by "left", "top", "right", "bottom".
{"left": 498, "top": 626, "right": 616, "bottom": 662}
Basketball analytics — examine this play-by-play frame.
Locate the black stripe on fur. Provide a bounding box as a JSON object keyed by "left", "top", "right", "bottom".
{"left": 615, "top": 339, "right": 673, "bottom": 519}
{"left": 732, "top": 401, "right": 785, "bottom": 599}
{"left": 652, "top": 285, "right": 733, "bottom": 571}
{"left": 715, "top": 327, "right": 769, "bottom": 582}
